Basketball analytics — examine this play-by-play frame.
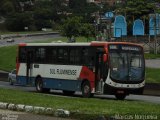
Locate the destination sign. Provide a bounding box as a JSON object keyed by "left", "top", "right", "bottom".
{"left": 109, "top": 45, "right": 142, "bottom": 52}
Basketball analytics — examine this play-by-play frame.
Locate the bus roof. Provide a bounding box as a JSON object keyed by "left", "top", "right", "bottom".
{"left": 19, "top": 41, "right": 143, "bottom": 47}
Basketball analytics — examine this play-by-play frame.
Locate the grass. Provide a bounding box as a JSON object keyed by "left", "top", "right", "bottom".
{"left": 0, "top": 45, "right": 17, "bottom": 71}
{"left": 0, "top": 88, "right": 159, "bottom": 119}
{"left": 146, "top": 68, "right": 160, "bottom": 83}
{"left": 144, "top": 53, "right": 160, "bottom": 59}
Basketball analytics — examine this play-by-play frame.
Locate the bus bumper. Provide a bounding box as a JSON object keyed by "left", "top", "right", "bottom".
{"left": 103, "top": 83, "right": 144, "bottom": 95}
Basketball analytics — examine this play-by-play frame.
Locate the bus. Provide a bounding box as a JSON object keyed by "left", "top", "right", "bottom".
{"left": 16, "top": 41, "right": 145, "bottom": 100}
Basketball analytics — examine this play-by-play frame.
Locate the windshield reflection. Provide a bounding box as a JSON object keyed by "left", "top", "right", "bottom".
{"left": 109, "top": 52, "right": 144, "bottom": 82}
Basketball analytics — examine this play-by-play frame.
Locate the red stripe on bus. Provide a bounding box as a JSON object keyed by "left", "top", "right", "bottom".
{"left": 19, "top": 43, "right": 27, "bottom": 46}
{"left": 16, "top": 63, "right": 20, "bottom": 75}
{"left": 79, "top": 66, "right": 95, "bottom": 90}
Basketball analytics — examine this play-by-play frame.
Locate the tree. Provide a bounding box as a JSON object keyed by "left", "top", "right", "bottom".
{"left": 69, "top": 0, "right": 87, "bottom": 15}
{"left": 5, "top": 12, "right": 34, "bottom": 31}
{"left": 115, "top": 0, "right": 158, "bottom": 19}
{"left": 50, "top": 0, "right": 69, "bottom": 22}
{"left": 61, "top": 16, "right": 82, "bottom": 42}
{"left": 115, "top": 0, "right": 160, "bottom": 34}
{"left": 0, "top": 0, "right": 15, "bottom": 16}
{"left": 80, "top": 23, "right": 95, "bottom": 41}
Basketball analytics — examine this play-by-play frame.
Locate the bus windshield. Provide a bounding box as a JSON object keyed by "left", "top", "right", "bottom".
{"left": 109, "top": 52, "right": 144, "bottom": 82}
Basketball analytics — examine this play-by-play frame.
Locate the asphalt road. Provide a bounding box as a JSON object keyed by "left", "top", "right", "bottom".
{"left": 0, "top": 34, "right": 61, "bottom": 47}
{"left": 145, "top": 59, "right": 160, "bottom": 68}
{"left": 0, "top": 81, "right": 159, "bottom": 104}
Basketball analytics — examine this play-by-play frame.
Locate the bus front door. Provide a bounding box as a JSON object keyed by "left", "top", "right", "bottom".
{"left": 95, "top": 51, "right": 104, "bottom": 93}
{"left": 26, "top": 51, "right": 33, "bottom": 85}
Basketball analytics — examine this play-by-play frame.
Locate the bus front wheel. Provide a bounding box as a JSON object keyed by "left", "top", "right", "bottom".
{"left": 35, "top": 78, "right": 50, "bottom": 93}
{"left": 82, "top": 81, "right": 93, "bottom": 98}
{"left": 115, "top": 94, "right": 126, "bottom": 100}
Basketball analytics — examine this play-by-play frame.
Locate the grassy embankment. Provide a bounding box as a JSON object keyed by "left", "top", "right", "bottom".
{"left": 0, "top": 88, "right": 159, "bottom": 119}
{"left": 0, "top": 37, "right": 160, "bottom": 83}
{"left": 144, "top": 53, "right": 160, "bottom": 59}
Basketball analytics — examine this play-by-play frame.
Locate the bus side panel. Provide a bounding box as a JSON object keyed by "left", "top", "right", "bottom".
{"left": 43, "top": 78, "right": 82, "bottom": 91}
{"left": 16, "top": 63, "right": 27, "bottom": 85}
{"left": 16, "top": 76, "right": 27, "bottom": 85}
{"left": 79, "top": 66, "right": 95, "bottom": 92}
{"left": 32, "top": 64, "right": 82, "bottom": 81}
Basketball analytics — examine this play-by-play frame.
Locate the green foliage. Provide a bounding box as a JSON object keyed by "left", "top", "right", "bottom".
{"left": 61, "top": 16, "right": 96, "bottom": 42}
{"left": 61, "top": 16, "right": 82, "bottom": 40}
{"left": 34, "top": 9, "right": 52, "bottom": 30}
{"left": 5, "top": 12, "right": 35, "bottom": 31}
{"left": 80, "top": 23, "right": 95, "bottom": 39}
{"left": 114, "top": 0, "right": 160, "bottom": 35}
{"left": 69, "top": 0, "right": 87, "bottom": 14}
{"left": 115, "top": 0, "right": 159, "bottom": 19}
{"left": 0, "top": 0, "right": 15, "bottom": 16}
{"left": 0, "top": 0, "right": 160, "bottom": 32}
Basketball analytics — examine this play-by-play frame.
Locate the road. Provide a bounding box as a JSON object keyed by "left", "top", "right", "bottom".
{"left": 145, "top": 59, "right": 160, "bottom": 68}
{"left": 0, "top": 109, "right": 72, "bottom": 120}
{"left": 0, "top": 81, "right": 159, "bottom": 104}
{"left": 0, "top": 34, "right": 61, "bottom": 47}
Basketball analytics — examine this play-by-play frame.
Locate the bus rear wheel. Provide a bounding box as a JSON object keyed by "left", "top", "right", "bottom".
{"left": 115, "top": 94, "right": 126, "bottom": 100}
{"left": 35, "top": 78, "right": 50, "bottom": 93}
{"left": 82, "top": 81, "right": 93, "bottom": 98}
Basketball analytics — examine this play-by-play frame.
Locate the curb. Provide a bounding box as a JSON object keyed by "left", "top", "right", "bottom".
{"left": 0, "top": 102, "right": 70, "bottom": 117}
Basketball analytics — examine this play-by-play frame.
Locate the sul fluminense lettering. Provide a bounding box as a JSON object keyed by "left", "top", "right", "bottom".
{"left": 50, "top": 69, "right": 77, "bottom": 76}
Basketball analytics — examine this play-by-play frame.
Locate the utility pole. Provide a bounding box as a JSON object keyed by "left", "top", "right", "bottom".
{"left": 154, "top": 13, "right": 157, "bottom": 54}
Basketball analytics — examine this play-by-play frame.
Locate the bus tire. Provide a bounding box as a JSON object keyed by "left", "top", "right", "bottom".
{"left": 115, "top": 94, "right": 126, "bottom": 100}
{"left": 63, "top": 90, "right": 75, "bottom": 96}
{"left": 82, "top": 81, "right": 93, "bottom": 98}
{"left": 35, "top": 77, "right": 50, "bottom": 93}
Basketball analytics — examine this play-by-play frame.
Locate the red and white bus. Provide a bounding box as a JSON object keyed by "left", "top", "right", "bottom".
{"left": 16, "top": 41, "right": 145, "bottom": 100}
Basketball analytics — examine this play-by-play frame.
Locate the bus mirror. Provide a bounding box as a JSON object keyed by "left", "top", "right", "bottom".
{"left": 103, "top": 54, "right": 107, "bottom": 62}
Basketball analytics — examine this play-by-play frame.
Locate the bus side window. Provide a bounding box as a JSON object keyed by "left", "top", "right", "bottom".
{"left": 57, "top": 48, "right": 68, "bottom": 64}
{"left": 82, "top": 47, "right": 88, "bottom": 65}
{"left": 82, "top": 47, "right": 95, "bottom": 68}
{"left": 35, "top": 47, "right": 46, "bottom": 63}
{"left": 52, "top": 48, "right": 57, "bottom": 64}
{"left": 69, "top": 48, "right": 81, "bottom": 65}
{"left": 70, "top": 49, "right": 74, "bottom": 64}
{"left": 46, "top": 47, "right": 57, "bottom": 64}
